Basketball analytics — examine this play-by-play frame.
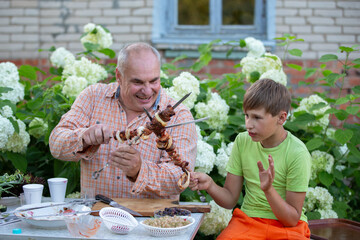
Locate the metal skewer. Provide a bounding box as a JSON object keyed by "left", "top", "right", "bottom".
{"left": 173, "top": 92, "right": 191, "bottom": 109}
{"left": 165, "top": 117, "right": 210, "bottom": 129}
{"left": 143, "top": 107, "right": 152, "bottom": 121}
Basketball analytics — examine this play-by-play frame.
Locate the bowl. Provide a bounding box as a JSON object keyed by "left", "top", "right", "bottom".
{"left": 154, "top": 207, "right": 191, "bottom": 218}
{"left": 140, "top": 216, "right": 195, "bottom": 237}
{"left": 14, "top": 202, "right": 91, "bottom": 229}
{"left": 64, "top": 215, "right": 102, "bottom": 238}
{"left": 99, "top": 207, "right": 138, "bottom": 234}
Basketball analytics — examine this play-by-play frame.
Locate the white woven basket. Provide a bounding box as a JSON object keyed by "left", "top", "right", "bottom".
{"left": 140, "top": 216, "right": 195, "bottom": 237}
{"left": 99, "top": 207, "right": 138, "bottom": 234}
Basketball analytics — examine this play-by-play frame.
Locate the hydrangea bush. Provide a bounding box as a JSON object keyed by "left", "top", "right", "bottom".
{"left": 0, "top": 24, "right": 359, "bottom": 239}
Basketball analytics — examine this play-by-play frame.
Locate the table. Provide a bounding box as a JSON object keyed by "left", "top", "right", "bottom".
{"left": 0, "top": 198, "right": 206, "bottom": 240}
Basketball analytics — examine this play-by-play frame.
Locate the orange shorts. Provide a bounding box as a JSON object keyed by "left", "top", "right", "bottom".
{"left": 217, "top": 208, "right": 311, "bottom": 240}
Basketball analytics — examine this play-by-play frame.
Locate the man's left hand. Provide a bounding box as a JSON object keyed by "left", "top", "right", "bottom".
{"left": 110, "top": 145, "right": 141, "bottom": 180}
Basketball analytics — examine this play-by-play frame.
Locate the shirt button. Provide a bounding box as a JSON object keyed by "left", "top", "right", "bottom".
{"left": 117, "top": 176, "right": 120, "bottom": 180}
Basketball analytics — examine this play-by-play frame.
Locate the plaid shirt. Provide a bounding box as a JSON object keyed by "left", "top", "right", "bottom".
{"left": 49, "top": 82, "right": 197, "bottom": 199}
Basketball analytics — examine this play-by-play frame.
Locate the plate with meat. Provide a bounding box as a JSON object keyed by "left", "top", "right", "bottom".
{"left": 14, "top": 202, "right": 91, "bottom": 228}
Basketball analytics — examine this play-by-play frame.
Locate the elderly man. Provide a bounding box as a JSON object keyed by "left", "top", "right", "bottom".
{"left": 49, "top": 42, "right": 197, "bottom": 199}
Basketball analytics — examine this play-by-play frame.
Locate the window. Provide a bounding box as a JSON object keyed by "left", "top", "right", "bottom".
{"left": 152, "top": 0, "right": 276, "bottom": 49}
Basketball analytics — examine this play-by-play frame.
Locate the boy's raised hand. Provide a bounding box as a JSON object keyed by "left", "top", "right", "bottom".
{"left": 189, "top": 172, "right": 212, "bottom": 191}
{"left": 257, "top": 155, "right": 275, "bottom": 192}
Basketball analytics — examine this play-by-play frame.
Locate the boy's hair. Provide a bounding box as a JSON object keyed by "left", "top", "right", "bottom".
{"left": 243, "top": 78, "right": 291, "bottom": 116}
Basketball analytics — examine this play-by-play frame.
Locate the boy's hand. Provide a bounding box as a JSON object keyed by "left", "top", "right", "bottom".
{"left": 257, "top": 154, "right": 275, "bottom": 192}
{"left": 189, "top": 172, "right": 212, "bottom": 191}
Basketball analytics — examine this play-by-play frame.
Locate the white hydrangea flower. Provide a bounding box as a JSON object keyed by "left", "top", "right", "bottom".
{"left": 62, "top": 76, "right": 88, "bottom": 98}
{"left": 4, "top": 118, "right": 30, "bottom": 153}
{"left": 0, "top": 116, "right": 15, "bottom": 150}
{"left": 62, "top": 57, "right": 108, "bottom": 85}
{"left": 164, "top": 72, "right": 200, "bottom": 109}
{"left": 326, "top": 128, "right": 336, "bottom": 140}
{"left": 66, "top": 191, "right": 81, "bottom": 199}
{"left": 195, "top": 125, "right": 203, "bottom": 140}
{"left": 81, "top": 23, "right": 113, "bottom": 50}
{"left": 245, "top": 37, "right": 266, "bottom": 58}
{"left": 0, "top": 62, "right": 24, "bottom": 104}
{"left": 0, "top": 105, "right": 13, "bottom": 118}
{"left": 199, "top": 200, "right": 233, "bottom": 236}
{"left": 292, "top": 95, "right": 331, "bottom": 129}
{"left": 338, "top": 144, "right": 348, "bottom": 156}
{"left": 194, "top": 91, "right": 229, "bottom": 130}
{"left": 28, "top": 117, "right": 48, "bottom": 139}
{"left": 335, "top": 165, "right": 346, "bottom": 171}
{"left": 310, "top": 150, "right": 334, "bottom": 180}
{"left": 195, "top": 139, "right": 216, "bottom": 174}
{"left": 318, "top": 209, "right": 338, "bottom": 219}
{"left": 260, "top": 69, "right": 287, "bottom": 86}
{"left": 215, "top": 142, "right": 234, "bottom": 177}
{"left": 50, "top": 47, "right": 75, "bottom": 68}
{"left": 304, "top": 187, "right": 334, "bottom": 212}
{"left": 240, "top": 53, "right": 283, "bottom": 82}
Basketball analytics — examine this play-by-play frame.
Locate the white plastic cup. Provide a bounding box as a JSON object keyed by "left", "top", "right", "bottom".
{"left": 48, "top": 178, "right": 68, "bottom": 202}
{"left": 22, "top": 184, "right": 44, "bottom": 205}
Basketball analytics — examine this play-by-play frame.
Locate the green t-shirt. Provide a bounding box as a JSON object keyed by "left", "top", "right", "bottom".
{"left": 226, "top": 131, "right": 311, "bottom": 222}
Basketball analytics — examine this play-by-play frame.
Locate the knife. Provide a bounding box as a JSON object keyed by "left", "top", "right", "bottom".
{"left": 95, "top": 194, "right": 143, "bottom": 217}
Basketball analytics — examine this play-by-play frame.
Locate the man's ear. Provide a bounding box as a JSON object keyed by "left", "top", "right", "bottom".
{"left": 115, "top": 68, "right": 122, "bottom": 84}
{"left": 278, "top": 111, "right": 288, "bottom": 125}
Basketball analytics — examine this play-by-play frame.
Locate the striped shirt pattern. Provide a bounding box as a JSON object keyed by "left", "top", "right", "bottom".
{"left": 49, "top": 82, "right": 197, "bottom": 199}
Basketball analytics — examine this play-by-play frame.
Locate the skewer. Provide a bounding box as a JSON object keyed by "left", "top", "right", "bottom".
{"left": 143, "top": 107, "right": 152, "bottom": 121}
{"left": 173, "top": 92, "right": 191, "bottom": 109}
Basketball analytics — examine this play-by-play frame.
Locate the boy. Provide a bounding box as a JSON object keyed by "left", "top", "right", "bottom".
{"left": 190, "top": 78, "right": 311, "bottom": 239}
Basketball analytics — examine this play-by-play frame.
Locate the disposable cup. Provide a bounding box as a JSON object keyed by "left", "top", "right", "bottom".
{"left": 48, "top": 178, "right": 68, "bottom": 202}
{"left": 22, "top": 184, "right": 44, "bottom": 204}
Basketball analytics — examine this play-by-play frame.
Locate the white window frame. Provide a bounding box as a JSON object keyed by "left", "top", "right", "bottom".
{"left": 152, "top": 0, "right": 276, "bottom": 48}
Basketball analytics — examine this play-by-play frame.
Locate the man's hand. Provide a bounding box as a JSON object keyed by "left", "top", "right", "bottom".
{"left": 110, "top": 145, "right": 141, "bottom": 180}
{"left": 82, "top": 123, "right": 112, "bottom": 148}
{"left": 257, "top": 154, "right": 275, "bottom": 192}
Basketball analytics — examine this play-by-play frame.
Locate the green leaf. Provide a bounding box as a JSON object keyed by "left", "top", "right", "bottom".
{"left": 353, "top": 58, "right": 360, "bottom": 65}
{"left": 347, "top": 143, "right": 360, "bottom": 159}
{"left": 306, "top": 211, "right": 321, "bottom": 220}
{"left": 335, "top": 97, "right": 350, "bottom": 105}
{"left": 239, "top": 39, "right": 246, "bottom": 48}
{"left": 83, "top": 42, "right": 100, "bottom": 51}
{"left": 333, "top": 201, "right": 350, "bottom": 219}
{"left": 318, "top": 171, "right": 334, "bottom": 187}
{"left": 26, "top": 97, "right": 43, "bottom": 111}
{"left": 288, "top": 49, "right": 303, "bottom": 57}
{"left": 319, "top": 54, "right": 338, "bottom": 62}
{"left": 334, "top": 109, "right": 349, "bottom": 121}
{"left": 6, "top": 152, "right": 27, "bottom": 172}
{"left": 304, "top": 68, "right": 317, "bottom": 79}
{"left": 286, "top": 63, "right": 302, "bottom": 71}
{"left": 346, "top": 105, "right": 360, "bottom": 115}
{"left": 18, "top": 65, "right": 37, "bottom": 80}
{"left": 335, "top": 129, "right": 353, "bottom": 144}
{"left": 306, "top": 138, "right": 324, "bottom": 151}
{"left": 8, "top": 117, "right": 19, "bottom": 133}
{"left": 98, "top": 48, "right": 116, "bottom": 58}
{"left": 249, "top": 71, "right": 260, "bottom": 83}
{"left": 326, "top": 73, "right": 344, "bottom": 86}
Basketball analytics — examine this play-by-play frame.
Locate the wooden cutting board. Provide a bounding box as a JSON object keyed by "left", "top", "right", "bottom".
{"left": 91, "top": 198, "right": 211, "bottom": 216}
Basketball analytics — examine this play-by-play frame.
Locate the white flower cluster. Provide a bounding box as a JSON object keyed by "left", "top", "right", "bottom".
{"left": 4, "top": 119, "right": 30, "bottom": 153}
{"left": 50, "top": 47, "right": 75, "bottom": 68}
{"left": 29, "top": 117, "right": 48, "bottom": 139}
{"left": 0, "top": 62, "right": 24, "bottom": 104}
{"left": 195, "top": 126, "right": 216, "bottom": 174}
{"left": 0, "top": 105, "right": 13, "bottom": 118}
{"left": 160, "top": 70, "right": 168, "bottom": 79}
{"left": 199, "top": 200, "right": 233, "bottom": 236}
{"left": 310, "top": 150, "right": 334, "bottom": 180}
{"left": 62, "top": 57, "right": 108, "bottom": 97}
{"left": 194, "top": 91, "right": 229, "bottom": 130}
{"left": 244, "top": 37, "right": 266, "bottom": 58}
{"left": 240, "top": 38, "right": 287, "bottom": 85}
{"left": 66, "top": 191, "right": 81, "bottom": 199}
{"left": 215, "top": 142, "right": 234, "bottom": 177}
{"left": 0, "top": 115, "right": 15, "bottom": 150}
{"left": 293, "top": 94, "right": 331, "bottom": 129}
{"left": 164, "top": 72, "right": 200, "bottom": 109}
{"left": 80, "top": 23, "right": 113, "bottom": 50}
{"left": 304, "top": 186, "right": 338, "bottom": 219}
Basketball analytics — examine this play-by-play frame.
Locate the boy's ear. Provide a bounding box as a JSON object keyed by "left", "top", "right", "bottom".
{"left": 278, "top": 111, "right": 288, "bottom": 125}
